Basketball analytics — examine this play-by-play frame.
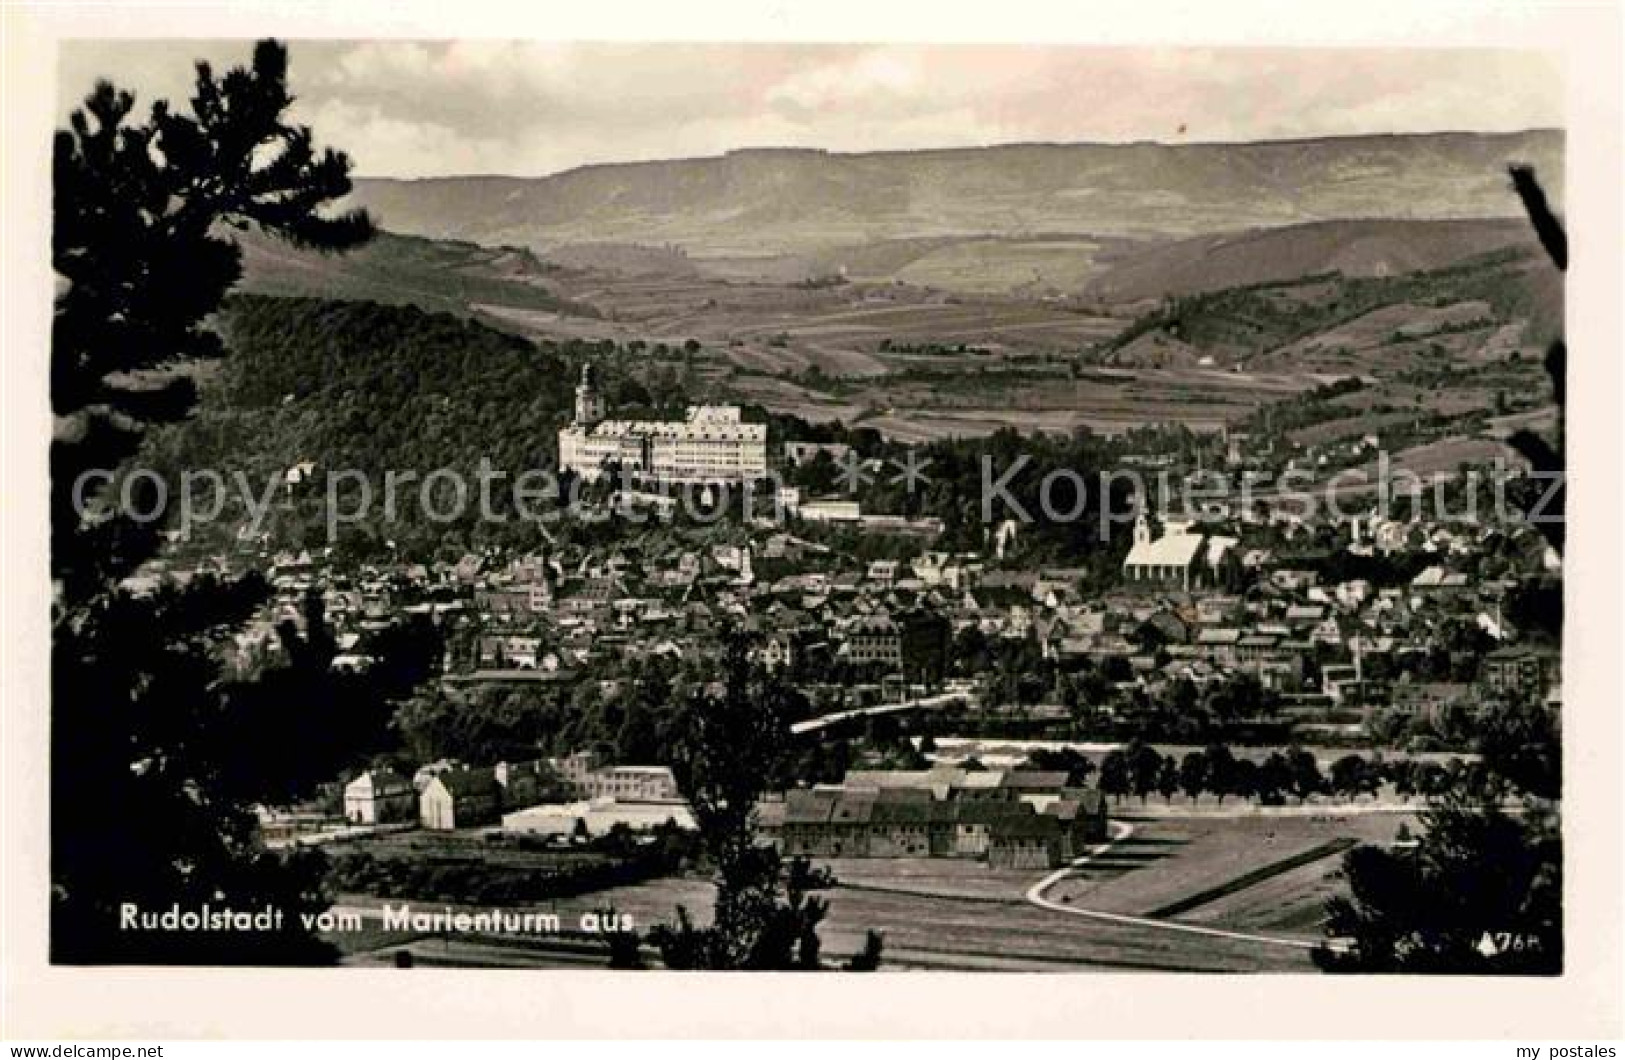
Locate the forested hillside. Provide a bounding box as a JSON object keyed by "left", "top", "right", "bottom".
{"left": 1099, "top": 246, "right": 1561, "bottom": 369}
{"left": 146, "top": 296, "right": 586, "bottom": 556}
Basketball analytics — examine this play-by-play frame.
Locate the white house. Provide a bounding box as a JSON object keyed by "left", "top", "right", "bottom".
{"left": 342, "top": 769, "right": 416, "bottom": 825}
{"left": 418, "top": 769, "right": 502, "bottom": 831}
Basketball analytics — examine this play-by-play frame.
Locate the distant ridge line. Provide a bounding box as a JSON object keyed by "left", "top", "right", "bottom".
{"left": 353, "top": 127, "right": 1564, "bottom": 183}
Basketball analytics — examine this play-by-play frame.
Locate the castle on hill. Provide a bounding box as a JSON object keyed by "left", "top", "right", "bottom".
{"left": 556, "top": 363, "right": 768, "bottom": 484}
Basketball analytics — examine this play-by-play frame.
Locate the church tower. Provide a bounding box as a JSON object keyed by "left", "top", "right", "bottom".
{"left": 574, "top": 362, "right": 606, "bottom": 426}
{"left": 1133, "top": 507, "right": 1153, "bottom": 547}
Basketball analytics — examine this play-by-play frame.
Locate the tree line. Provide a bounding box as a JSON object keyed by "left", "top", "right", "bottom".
{"left": 1026, "top": 742, "right": 1494, "bottom": 807}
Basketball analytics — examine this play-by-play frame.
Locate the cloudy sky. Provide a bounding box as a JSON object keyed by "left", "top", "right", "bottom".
{"left": 56, "top": 41, "right": 1562, "bottom": 179}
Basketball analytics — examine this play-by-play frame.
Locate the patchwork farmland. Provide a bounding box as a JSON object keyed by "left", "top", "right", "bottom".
{"left": 334, "top": 810, "right": 1416, "bottom": 972}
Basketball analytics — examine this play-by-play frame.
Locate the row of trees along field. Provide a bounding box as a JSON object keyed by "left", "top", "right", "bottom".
{"left": 1021, "top": 723, "right": 1556, "bottom": 807}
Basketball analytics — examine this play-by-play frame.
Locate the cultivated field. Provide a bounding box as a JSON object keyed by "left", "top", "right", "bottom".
{"left": 832, "top": 366, "right": 1326, "bottom": 440}
{"left": 332, "top": 829, "right": 616, "bottom": 872}
{"left": 1042, "top": 813, "right": 1412, "bottom": 939}
{"left": 477, "top": 265, "right": 1335, "bottom": 440}
{"left": 1175, "top": 850, "right": 1352, "bottom": 935}
{"left": 332, "top": 809, "right": 1411, "bottom": 971}
{"left": 446, "top": 235, "right": 1559, "bottom": 449}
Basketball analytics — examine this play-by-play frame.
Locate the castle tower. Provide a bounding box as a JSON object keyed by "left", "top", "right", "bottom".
{"left": 574, "top": 362, "right": 606, "bottom": 426}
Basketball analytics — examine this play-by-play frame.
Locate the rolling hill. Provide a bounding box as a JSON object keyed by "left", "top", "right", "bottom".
{"left": 1078, "top": 218, "right": 1540, "bottom": 303}
{"left": 234, "top": 227, "right": 600, "bottom": 320}
{"left": 705, "top": 218, "right": 1540, "bottom": 299}
{"left": 1099, "top": 245, "right": 1562, "bottom": 370}
{"left": 346, "top": 130, "right": 1563, "bottom": 257}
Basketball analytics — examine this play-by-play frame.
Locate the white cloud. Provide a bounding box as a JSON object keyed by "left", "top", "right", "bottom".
{"left": 766, "top": 48, "right": 927, "bottom": 117}
{"left": 57, "top": 41, "right": 1563, "bottom": 178}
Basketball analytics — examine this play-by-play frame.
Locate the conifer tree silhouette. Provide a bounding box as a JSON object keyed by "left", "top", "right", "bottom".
{"left": 52, "top": 40, "right": 376, "bottom": 963}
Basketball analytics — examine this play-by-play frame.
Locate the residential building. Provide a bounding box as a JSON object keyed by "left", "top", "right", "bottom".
{"left": 1480, "top": 644, "right": 1560, "bottom": 699}
{"left": 494, "top": 759, "right": 560, "bottom": 808}
{"left": 342, "top": 769, "right": 416, "bottom": 825}
{"left": 783, "top": 441, "right": 852, "bottom": 467}
{"left": 1388, "top": 680, "right": 1474, "bottom": 719}
{"left": 841, "top": 615, "right": 903, "bottom": 667}
{"left": 761, "top": 784, "right": 1105, "bottom": 869}
{"left": 553, "top": 751, "right": 681, "bottom": 802}
{"left": 419, "top": 768, "right": 503, "bottom": 831}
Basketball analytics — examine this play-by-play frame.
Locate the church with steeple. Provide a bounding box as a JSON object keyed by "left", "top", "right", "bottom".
{"left": 1121, "top": 506, "right": 1238, "bottom": 592}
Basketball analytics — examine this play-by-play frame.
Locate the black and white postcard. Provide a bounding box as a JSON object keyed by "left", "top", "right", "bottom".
{"left": 4, "top": 0, "right": 1621, "bottom": 1042}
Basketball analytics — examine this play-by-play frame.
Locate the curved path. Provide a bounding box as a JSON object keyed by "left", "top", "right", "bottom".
{"left": 1024, "top": 821, "right": 1347, "bottom": 954}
